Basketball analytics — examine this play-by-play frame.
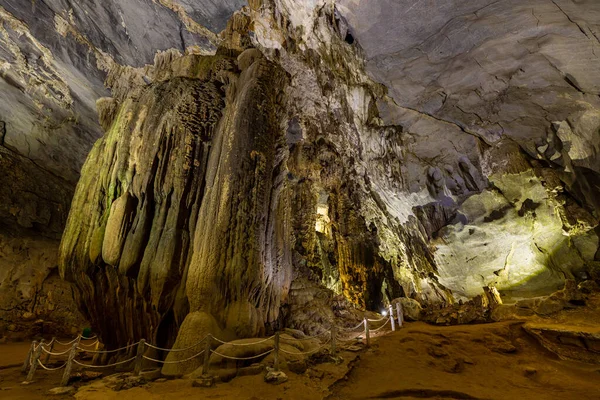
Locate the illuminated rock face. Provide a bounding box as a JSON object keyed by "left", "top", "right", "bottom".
{"left": 0, "top": 0, "right": 245, "bottom": 336}
{"left": 59, "top": 43, "right": 293, "bottom": 348}
{"left": 337, "top": 0, "right": 600, "bottom": 299}
{"left": 58, "top": 3, "right": 450, "bottom": 354}
{"left": 3, "top": 0, "right": 600, "bottom": 345}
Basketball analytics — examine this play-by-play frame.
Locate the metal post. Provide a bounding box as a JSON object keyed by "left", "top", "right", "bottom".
{"left": 21, "top": 341, "right": 36, "bottom": 374}
{"left": 202, "top": 337, "right": 211, "bottom": 375}
{"left": 60, "top": 342, "right": 78, "bottom": 387}
{"left": 26, "top": 339, "right": 45, "bottom": 382}
{"left": 364, "top": 318, "right": 370, "bottom": 347}
{"left": 134, "top": 339, "right": 146, "bottom": 376}
{"left": 396, "top": 302, "right": 404, "bottom": 327}
{"left": 389, "top": 305, "right": 396, "bottom": 331}
{"left": 43, "top": 338, "right": 56, "bottom": 364}
{"left": 330, "top": 326, "right": 337, "bottom": 356}
{"left": 273, "top": 331, "right": 280, "bottom": 371}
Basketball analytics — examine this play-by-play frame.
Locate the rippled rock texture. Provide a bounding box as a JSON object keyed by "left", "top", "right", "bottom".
{"left": 58, "top": 2, "right": 451, "bottom": 361}
{"left": 338, "top": 0, "right": 600, "bottom": 298}
{"left": 0, "top": 0, "right": 244, "bottom": 337}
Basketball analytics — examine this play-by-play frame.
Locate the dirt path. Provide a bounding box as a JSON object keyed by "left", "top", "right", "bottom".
{"left": 2, "top": 322, "right": 599, "bottom": 399}
{"left": 328, "top": 321, "right": 600, "bottom": 400}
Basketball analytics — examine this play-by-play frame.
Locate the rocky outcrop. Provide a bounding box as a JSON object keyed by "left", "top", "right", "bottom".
{"left": 0, "top": 0, "right": 245, "bottom": 337}
{"left": 59, "top": 25, "right": 292, "bottom": 353}
{"left": 59, "top": 1, "right": 452, "bottom": 362}
{"left": 3, "top": 0, "right": 600, "bottom": 352}
{"left": 0, "top": 146, "right": 85, "bottom": 338}
{"left": 337, "top": 0, "right": 600, "bottom": 299}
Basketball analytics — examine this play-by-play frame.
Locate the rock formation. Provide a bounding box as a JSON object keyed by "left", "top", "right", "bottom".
{"left": 0, "top": 0, "right": 244, "bottom": 337}
{"left": 1, "top": 0, "right": 599, "bottom": 361}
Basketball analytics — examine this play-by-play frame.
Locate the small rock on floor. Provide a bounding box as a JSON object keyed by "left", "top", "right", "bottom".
{"left": 49, "top": 386, "right": 76, "bottom": 395}
{"left": 264, "top": 369, "right": 288, "bottom": 384}
{"left": 524, "top": 367, "right": 537, "bottom": 377}
{"left": 192, "top": 375, "right": 215, "bottom": 388}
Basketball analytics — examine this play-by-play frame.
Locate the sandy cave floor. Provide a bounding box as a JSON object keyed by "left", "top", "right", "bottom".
{"left": 1, "top": 319, "right": 600, "bottom": 400}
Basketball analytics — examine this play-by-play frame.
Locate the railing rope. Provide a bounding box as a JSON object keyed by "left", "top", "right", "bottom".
{"left": 21, "top": 311, "right": 398, "bottom": 386}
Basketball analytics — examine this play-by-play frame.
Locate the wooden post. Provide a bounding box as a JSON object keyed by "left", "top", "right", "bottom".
{"left": 202, "top": 337, "right": 211, "bottom": 376}
{"left": 364, "top": 318, "right": 370, "bottom": 347}
{"left": 21, "top": 341, "right": 36, "bottom": 374}
{"left": 60, "top": 342, "right": 78, "bottom": 387}
{"left": 43, "top": 338, "right": 56, "bottom": 364}
{"left": 396, "top": 302, "right": 404, "bottom": 327}
{"left": 273, "top": 331, "right": 280, "bottom": 371}
{"left": 26, "top": 339, "right": 45, "bottom": 382}
{"left": 389, "top": 305, "right": 396, "bottom": 331}
{"left": 134, "top": 339, "right": 146, "bottom": 376}
{"left": 330, "top": 326, "right": 337, "bottom": 356}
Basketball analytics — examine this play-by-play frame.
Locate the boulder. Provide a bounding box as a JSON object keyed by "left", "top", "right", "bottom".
{"left": 161, "top": 312, "right": 222, "bottom": 377}
{"left": 392, "top": 298, "right": 423, "bottom": 321}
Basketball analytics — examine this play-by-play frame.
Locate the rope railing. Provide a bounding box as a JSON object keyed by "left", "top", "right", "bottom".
{"left": 77, "top": 342, "right": 138, "bottom": 354}
{"left": 37, "top": 359, "right": 68, "bottom": 371}
{"left": 280, "top": 331, "right": 329, "bottom": 341}
{"left": 210, "top": 348, "right": 274, "bottom": 360}
{"left": 370, "top": 318, "right": 390, "bottom": 332}
{"left": 145, "top": 338, "right": 204, "bottom": 352}
{"left": 77, "top": 339, "right": 99, "bottom": 348}
{"left": 73, "top": 356, "right": 136, "bottom": 368}
{"left": 339, "top": 320, "right": 365, "bottom": 332}
{"left": 142, "top": 349, "right": 206, "bottom": 364}
{"left": 23, "top": 303, "right": 405, "bottom": 387}
{"left": 279, "top": 338, "right": 332, "bottom": 355}
{"left": 209, "top": 334, "right": 275, "bottom": 346}
{"left": 41, "top": 347, "right": 72, "bottom": 357}
{"left": 54, "top": 337, "right": 81, "bottom": 347}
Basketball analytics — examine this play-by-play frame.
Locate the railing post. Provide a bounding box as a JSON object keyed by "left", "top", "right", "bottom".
{"left": 396, "top": 302, "right": 404, "bottom": 328}
{"left": 43, "top": 337, "right": 56, "bottom": 364}
{"left": 26, "top": 339, "right": 45, "bottom": 382}
{"left": 389, "top": 305, "right": 396, "bottom": 331}
{"left": 273, "top": 331, "right": 280, "bottom": 371}
{"left": 364, "top": 318, "right": 370, "bottom": 347}
{"left": 330, "top": 326, "right": 337, "bottom": 356}
{"left": 21, "top": 341, "right": 36, "bottom": 374}
{"left": 60, "top": 342, "right": 78, "bottom": 387}
{"left": 202, "top": 336, "right": 211, "bottom": 375}
{"left": 134, "top": 339, "right": 146, "bottom": 376}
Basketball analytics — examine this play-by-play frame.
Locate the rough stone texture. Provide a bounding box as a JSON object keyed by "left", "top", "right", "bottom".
{"left": 524, "top": 324, "right": 600, "bottom": 364}
{"left": 4, "top": 0, "right": 600, "bottom": 351}
{"left": 392, "top": 297, "right": 423, "bottom": 321}
{"left": 60, "top": 25, "right": 293, "bottom": 354}
{"left": 336, "top": 0, "right": 600, "bottom": 299}
{"left": 0, "top": 146, "right": 84, "bottom": 338}
{"left": 0, "top": 0, "right": 246, "bottom": 336}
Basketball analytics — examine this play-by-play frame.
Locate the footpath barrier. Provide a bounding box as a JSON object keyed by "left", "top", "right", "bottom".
{"left": 22, "top": 303, "right": 404, "bottom": 387}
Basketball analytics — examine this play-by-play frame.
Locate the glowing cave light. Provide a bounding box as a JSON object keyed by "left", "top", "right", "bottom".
{"left": 381, "top": 310, "right": 388, "bottom": 316}
{"left": 315, "top": 192, "right": 331, "bottom": 234}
